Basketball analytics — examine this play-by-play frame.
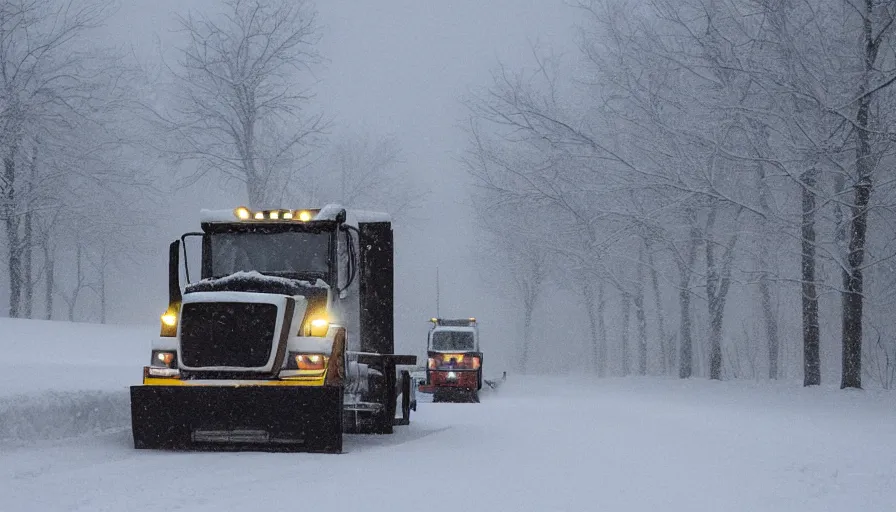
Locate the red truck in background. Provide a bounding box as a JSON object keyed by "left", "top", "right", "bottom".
{"left": 418, "top": 318, "right": 483, "bottom": 403}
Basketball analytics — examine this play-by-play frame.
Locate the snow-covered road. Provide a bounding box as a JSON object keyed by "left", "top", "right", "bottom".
{"left": 2, "top": 319, "right": 895, "bottom": 511}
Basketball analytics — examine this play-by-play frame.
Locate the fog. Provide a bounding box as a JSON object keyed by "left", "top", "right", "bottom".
{"left": 5, "top": 0, "right": 896, "bottom": 388}
{"left": 0, "top": 0, "right": 579, "bottom": 369}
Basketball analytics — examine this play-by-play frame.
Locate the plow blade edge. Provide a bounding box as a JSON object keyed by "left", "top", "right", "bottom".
{"left": 130, "top": 385, "right": 343, "bottom": 453}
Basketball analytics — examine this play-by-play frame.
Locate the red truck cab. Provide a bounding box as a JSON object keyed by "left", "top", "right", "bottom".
{"left": 418, "top": 318, "right": 482, "bottom": 403}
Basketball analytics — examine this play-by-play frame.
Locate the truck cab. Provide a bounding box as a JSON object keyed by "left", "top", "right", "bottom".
{"left": 420, "top": 318, "right": 483, "bottom": 403}
{"left": 130, "top": 205, "right": 415, "bottom": 453}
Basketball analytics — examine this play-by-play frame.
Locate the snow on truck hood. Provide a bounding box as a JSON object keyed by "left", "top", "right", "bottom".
{"left": 185, "top": 270, "right": 329, "bottom": 291}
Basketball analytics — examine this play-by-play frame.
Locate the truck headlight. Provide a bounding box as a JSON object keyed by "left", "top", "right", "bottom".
{"left": 160, "top": 305, "right": 179, "bottom": 337}
{"left": 151, "top": 350, "right": 177, "bottom": 369}
{"left": 306, "top": 317, "right": 329, "bottom": 337}
{"left": 287, "top": 352, "right": 329, "bottom": 371}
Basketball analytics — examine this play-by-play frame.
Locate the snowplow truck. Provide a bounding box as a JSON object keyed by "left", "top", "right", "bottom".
{"left": 419, "top": 318, "right": 482, "bottom": 403}
{"left": 130, "top": 205, "right": 417, "bottom": 453}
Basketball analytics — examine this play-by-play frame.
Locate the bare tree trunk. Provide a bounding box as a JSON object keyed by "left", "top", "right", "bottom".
{"left": 583, "top": 278, "right": 602, "bottom": 375}
{"left": 707, "top": 220, "right": 738, "bottom": 381}
{"left": 621, "top": 295, "right": 631, "bottom": 376}
{"left": 43, "top": 240, "right": 54, "bottom": 320}
{"left": 635, "top": 243, "right": 648, "bottom": 375}
{"left": 22, "top": 144, "right": 37, "bottom": 318}
{"left": 4, "top": 149, "right": 22, "bottom": 318}
{"left": 22, "top": 213, "right": 32, "bottom": 317}
{"left": 801, "top": 168, "right": 821, "bottom": 386}
{"left": 708, "top": 298, "right": 724, "bottom": 380}
{"left": 645, "top": 242, "right": 668, "bottom": 373}
{"left": 757, "top": 256, "right": 779, "bottom": 379}
{"left": 247, "top": 174, "right": 265, "bottom": 209}
{"left": 521, "top": 299, "right": 534, "bottom": 373}
{"left": 597, "top": 279, "right": 608, "bottom": 377}
{"left": 756, "top": 163, "right": 780, "bottom": 379}
{"left": 67, "top": 245, "right": 84, "bottom": 322}
{"left": 99, "top": 245, "right": 107, "bottom": 324}
{"left": 841, "top": 2, "right": 880, "bottom": 390}
{"left": 678, "top": 225, "right": 700, "bottom": 379}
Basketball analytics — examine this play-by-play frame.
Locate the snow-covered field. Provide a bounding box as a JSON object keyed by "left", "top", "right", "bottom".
{"left": 2, "top": 318, "right": 895, "bottom": 512}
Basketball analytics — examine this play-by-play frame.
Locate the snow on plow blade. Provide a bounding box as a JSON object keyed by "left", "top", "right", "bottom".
{"left": 130, "top": 385, "right": 343, "bottom": 453}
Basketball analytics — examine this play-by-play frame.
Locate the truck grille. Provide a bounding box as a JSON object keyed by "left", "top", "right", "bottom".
{"left": 180, "top": 302, "right": 279, "bottom": 368}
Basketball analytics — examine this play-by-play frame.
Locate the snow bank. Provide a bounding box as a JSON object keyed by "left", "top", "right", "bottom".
{"left": 0, "top": 317, "right": 149, "bottom": 444}
{"left": 0, "top": 390, "right": 130, "bottom": 444}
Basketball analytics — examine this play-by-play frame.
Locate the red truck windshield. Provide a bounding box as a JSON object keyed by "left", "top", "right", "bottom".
{"left": 431, "top": 330, "right": 475, "bottom": 351}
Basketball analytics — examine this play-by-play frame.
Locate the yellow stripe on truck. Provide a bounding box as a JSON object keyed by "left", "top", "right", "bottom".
{"left": 142, "top": 376, "right": 327, "bottom": 387}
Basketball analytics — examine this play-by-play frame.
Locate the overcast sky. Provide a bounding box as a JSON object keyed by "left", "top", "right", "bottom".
{"left": 98, "top": 0, "right": 581, "bottom": 361}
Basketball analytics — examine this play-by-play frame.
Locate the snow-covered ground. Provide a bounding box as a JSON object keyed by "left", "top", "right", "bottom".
{"left": 0, "top": 317, "right": 149, "bottom": 397}
{"left": 2, "top": 318, "right": 895, "bottom": 511}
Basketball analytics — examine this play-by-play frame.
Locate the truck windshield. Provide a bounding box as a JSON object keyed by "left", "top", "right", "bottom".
{"left": 431, "top": 331, "right": 475, "bottom": 351}
{"left": 210, "top": 231, "right": 329, "bottom": 277}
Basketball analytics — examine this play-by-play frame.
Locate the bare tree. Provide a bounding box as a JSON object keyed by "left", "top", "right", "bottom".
{"left": 149, "top": 0, "right": 324, "bottom": 207}
{"left": 461, "top": 0, "right": 896, "bottom": 388}
{"left": 312, "top": 130, "right": 426, "bottom": 221}
{"left": 801, "top": 167, "right": 821, "bottom": 385}
{"left": 838, "top": 0, "right": 896, "bottom": 389}
{"left": 470, "top": 198, "right": 551, "bottom": 373}
{"left": 0, "top": 0, "right": 138, "bottom": 319}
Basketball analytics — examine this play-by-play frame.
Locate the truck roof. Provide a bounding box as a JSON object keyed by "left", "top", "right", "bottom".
{"left": 198, "top": 204, "right": 391, "bottom": 225}
{"left": 432, "top": 325, "right": 477, "bottom": 332}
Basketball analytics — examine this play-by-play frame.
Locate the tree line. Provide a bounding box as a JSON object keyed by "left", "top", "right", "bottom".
{"left": 467, "top": 0, "right": 896, "bottom": 389}
{"left": 0, "top": 0, "right": 420, "bottom": 324}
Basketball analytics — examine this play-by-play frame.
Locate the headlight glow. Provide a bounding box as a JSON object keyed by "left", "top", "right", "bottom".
{"left": 298, "top": 210, "right": 312, "bottom": 222}
{"left": 161, "top": 312, "right": 177, "bottom": 326}
{"left": 151, "top": 350, "right": 177, "bottom": 369}
{"left": 308, "top": 317, "right": 329, "bottom": 336}
{"left": 234, "top": 206, "right": 251, "bottom": 220}
{"left": 289, "top": 353, "right": 328, "bottom": 371}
